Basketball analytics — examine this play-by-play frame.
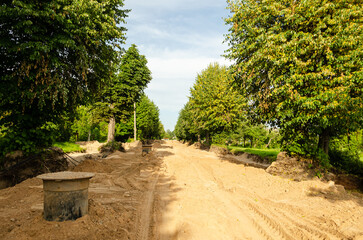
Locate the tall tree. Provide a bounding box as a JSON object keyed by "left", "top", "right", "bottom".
{"left": 96, "top": 44, "right": 152, "bottom": 142}
{"left": 189, "top": 63, "right": 246, "bottom": 144}
{"left": 225, "top": 0, "right": 363, "bottom": 155}
{"left": 174, "top": 102, "right": 197, "bottom": 142}
{"left": 0, "top": 0, "right": 128, "bottom": 154}
{"left": 135, "top": 95, "right": 162, "bottom": 140}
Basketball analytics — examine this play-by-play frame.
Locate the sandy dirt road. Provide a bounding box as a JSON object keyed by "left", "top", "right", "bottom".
{"left": 0, "top": 140, "right": 362, "bottom": 239}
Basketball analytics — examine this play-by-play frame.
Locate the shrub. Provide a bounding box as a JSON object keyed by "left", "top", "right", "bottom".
{"left": 99, "top": 141, "right": 125, "bottom": 153}
{"left": 329, "top": 148, "right": 363, "bottom": 176}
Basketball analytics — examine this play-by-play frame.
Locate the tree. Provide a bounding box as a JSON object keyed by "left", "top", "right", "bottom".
{"left": 225, "top": 0, "right": 362, "bottom": 155}
{"left": 135, "top": 95, "right": 162, "bottom": 140}
{"left": 0, "top": 0, "right": 128, "bottom": 154}
{"left": 164, "top": 129, "right": 175, "bottom": 139}
{"left": 189, "top": 63, "right": 246, "bottom": 144}
{"left": 96, "top": 44, "right": 151, "bottom": 142}
{"left": 174, "top": 102, "right": 197, "bottom": 142}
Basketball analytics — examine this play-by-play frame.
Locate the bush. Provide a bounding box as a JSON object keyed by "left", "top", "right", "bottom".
{"left": 99, "top": 141, "right": 125, "bottom": 153}
{"left": 328, "top": 134, "right": 363, "bottom": 176}
{"left": 212, "top": 132, "right": 231, "bottom": 145}
{"left": 329, "top": 148, "right": 363, "bottom": 176}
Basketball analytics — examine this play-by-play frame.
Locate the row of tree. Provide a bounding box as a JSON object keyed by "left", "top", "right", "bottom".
{"left": 60, "top": 94, "right": 163, "bottom": 143}
{"left": 224, "top": 0, "right": 362, "bottom": 159}
{"left": 176, "top": 0, "right": 362, "bottom": 173}
{"left": 174, "top": 63, "right": 278, "bottom": 148}
{"left": 0, "top": 0, "right": 162, "bottom": 157}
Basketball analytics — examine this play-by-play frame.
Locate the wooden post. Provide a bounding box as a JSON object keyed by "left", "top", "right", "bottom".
{"left": 134, "top": 102, "right": 137, "bottom": 141}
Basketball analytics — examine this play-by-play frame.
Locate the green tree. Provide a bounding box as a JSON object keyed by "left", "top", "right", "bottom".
{"left": 225, "top": 0, "right": 362, "bottom": 156}
{"left": 164, "top": 129, "right": 175, "bottom": 139}
{"left": 135, "top": 95, "right": 162, "bottom": 140}
{"left": 189, "top": 63, "right": 246, "bottom": 145}
{"left": 95, "top": 44, "right": 151, "bottom": 142}
{"left": 174, "top": 102, "right": 197, "bottom": 142}
{"left": 159, "top": 123, "right": 166, "bottom": 140}
{"left": 69, "top": 105, "right": 109, "bottom": 142}
{"left": 0, "top": 0, "right": 128, "bottom": 155}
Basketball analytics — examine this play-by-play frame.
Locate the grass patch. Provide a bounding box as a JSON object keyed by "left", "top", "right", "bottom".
{"left": 213, "top": 144, "right": 280, "bottom": 160}
{"left": 53, "top": 142, "right": 85, "bottom": 153}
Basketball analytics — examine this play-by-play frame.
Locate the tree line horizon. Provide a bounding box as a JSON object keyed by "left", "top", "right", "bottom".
{"left": 0, "top": 0, "right": 362, "bottom": 175}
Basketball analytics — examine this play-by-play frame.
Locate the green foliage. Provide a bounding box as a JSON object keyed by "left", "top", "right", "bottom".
{"left": 70, "top": 106, "right": 94, "bottom": 141}
{"left": 175, "top": 102, "right": 197, "bottom": 142}
{"left": 53, "top": 142, "right": 85, "bottom": 153}
{"left": 214, "top": 144, "right": 280, "bottom": 160}
{"left": 112, "top": 95, "right": 162, "bottom": 141}
{"left": 95, "top": 44, "right": 152, "bottom": 123}
{"left": 231, "top": 122, "right": 276, "bottom": 148}
{"left": 115, "top": 119, "right": 133, "bottom": 142}
{"left": 0, "top": 121, "right": 57, "bottom": 155}
{"left": 67, "top": 106, "right": 108, "bottom": 142}
{"left": 52, "top": 112, "right": 75, "bottom": 142}
{"left": 163, "top": 129, "right": 175, "bottom": 139}
{"left": 99, "top": 141, "right": 125, "bottom": 153}
{"left": 225, "top": 0, "right": 363, "bottom": 155}
{"left": 329, "top": 131, "right": 363, "bottom": 176}
{"left": 329, "top": 148, "right": 363, "bottom": 176}
{"left": 190, "top": 63, "right": 246, "bottom": 139}
{"left": 210, "top": 131, "right": 232, "bottom": 145}
{"left": 0, "top": 0, "right": 128, "bottom": 155}
{"left": 136, "top": 95, "right": 162, "bottom": 140}
{"left": 175, "top": 63, "right": 246, "bottom": 143}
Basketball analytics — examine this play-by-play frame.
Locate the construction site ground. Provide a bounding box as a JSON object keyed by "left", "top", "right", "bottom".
{"left": 0, "top": 140, "right": 362, "bottom": 240}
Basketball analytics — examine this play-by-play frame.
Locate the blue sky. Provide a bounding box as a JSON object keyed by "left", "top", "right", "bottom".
{"left": 123, "top": 0, "right": 231, "bottom": 131}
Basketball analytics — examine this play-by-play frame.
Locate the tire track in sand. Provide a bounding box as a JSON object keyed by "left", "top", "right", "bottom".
{"left": 136, "top": 173, "right": 160, "bottom": 240}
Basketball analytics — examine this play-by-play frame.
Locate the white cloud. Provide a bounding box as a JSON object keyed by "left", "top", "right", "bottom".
{"left": 123, "top": 0, "right": 232, "bottom": 131}
{"left": 125, "top": 0, "right": 226, "bottom": 11}
{"left": 144, "top": 53, "right": 231, "bottom": 130}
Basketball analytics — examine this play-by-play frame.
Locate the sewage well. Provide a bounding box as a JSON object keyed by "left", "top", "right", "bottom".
{"left": 38, "top": 171, "right": 94, "bottom": 221}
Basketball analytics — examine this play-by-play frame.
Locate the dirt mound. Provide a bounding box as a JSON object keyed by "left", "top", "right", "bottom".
{"left": 0, "top": 148, "right": 68, "bottom": 189}
{"left": 209, "top": 145, "right": 229, "bottom": 155}
{"left": 334, "top": 174, "right": 363, "bottom": 191}
{"left": 73, "top": 159, "right": 114, "bottom": 173}
{"left": 266, "top": 152, "right": 318, "bottom": 181}
{"left": 190, "top": 142, "right": 209, "bottom": 150}
{"left": 3, "top": 199, "right": 130, "bottom": 240}
{"left": 123, "top": 140, "right": 142, "bottom": 150}
{"left": 266, "top": 152, "right": 363, "bottom": 190}
{"left": 75, "top": 141, "right": 102, "bottom": 154}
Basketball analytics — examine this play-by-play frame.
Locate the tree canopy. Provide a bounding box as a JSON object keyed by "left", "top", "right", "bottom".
{"left": 225, "top": 0, "right": 363, "bottom": 155}
{"left": 0, "top": 0, "right": 128, "bottom": 154}
{"left": 95, "top": 44, "right": 152, "bottom": 142}
{"left": 135, "top": 95, "right": 162, "bottom": 140}
{"left": 175, "top": 63, "right": 246, "bottom": 144}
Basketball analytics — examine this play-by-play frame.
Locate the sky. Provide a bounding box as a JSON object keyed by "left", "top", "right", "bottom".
{"left": 123, "top": 0, "right": 231, "bottom": 131}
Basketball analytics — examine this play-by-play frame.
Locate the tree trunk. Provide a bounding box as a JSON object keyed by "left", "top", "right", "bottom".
{"left": 198, "top": 134, "right": 201, "bottom": 143}
{"left": 265, "top": 137, "right": 272, "bottom": 149}
{"left": 243, "top": 138, "right": 246, "bottom": 147}
{"left": 134, "top": 102, "right": 137, "bottom": 141}
{"left": 205, "top": 131, "right": 210, "bottom": 146}
{"left": 318, "top": 130, "right": 330, "bottom": 155}
{"left": 107, "top": 116, "right": 115, "bottom": 142}
{"left": 87, "top": 129, "right": 91, "bottom": 141}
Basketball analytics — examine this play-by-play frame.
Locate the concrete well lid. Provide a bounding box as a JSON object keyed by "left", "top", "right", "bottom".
{"left": 37, "top": 171, "right": 95, "bottom": 181}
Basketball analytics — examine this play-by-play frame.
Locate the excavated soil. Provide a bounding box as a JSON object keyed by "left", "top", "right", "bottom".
{"left": 0, "top": 141, "right": 362, "bottom": 239}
